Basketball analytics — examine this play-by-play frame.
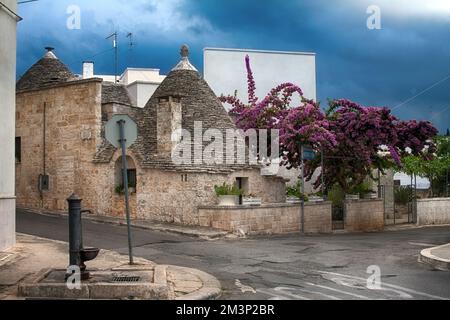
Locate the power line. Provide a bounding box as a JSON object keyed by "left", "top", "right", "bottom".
{"left": 392, "top": 74, "right": 450, "bottom": 111}
{"left": 432, "top": 105, "right": 450, "bottom": 119}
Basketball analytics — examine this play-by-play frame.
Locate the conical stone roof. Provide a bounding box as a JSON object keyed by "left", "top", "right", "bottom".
{"left": 16, "top": 47, "right": 76, "bottom": 91}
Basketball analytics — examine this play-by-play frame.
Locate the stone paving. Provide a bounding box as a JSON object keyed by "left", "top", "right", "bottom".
{"left": 0, "top": 234, "right": 221, "bottom": 300}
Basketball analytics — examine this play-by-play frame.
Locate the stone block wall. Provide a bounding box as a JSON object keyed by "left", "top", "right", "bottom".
{"left": 198, "top": 202, "right": 332, "bottom": 235}
{"left": 15, "top": 79, "right": 103, "bottom": 213}
{"left": 304, "top": 202, "right": 333, "bottom": 233}
{"left": 344, "top": 199, "right": 384, "bottom": 232}
{"left": 135, "top": 168, "right": 286, "bottom": 225}
{"left": 416, "top": 198, "right": 450, "bottom": 226}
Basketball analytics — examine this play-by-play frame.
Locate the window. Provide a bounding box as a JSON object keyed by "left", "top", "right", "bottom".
{"left": 127, "top": 169, "right": 137, "bottom": 189}
{"left": 15, "top": 137, "right": 21, "bottom": 163}
{"left": 115, "top": 156, "right": 137, "bottom": 192}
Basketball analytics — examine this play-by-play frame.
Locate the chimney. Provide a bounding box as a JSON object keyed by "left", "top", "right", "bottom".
{"left": 157, "top": 95, "right": 182, "bottom": 157}
{"left": 82, "top": 61, "right": 94, "bottom": 79}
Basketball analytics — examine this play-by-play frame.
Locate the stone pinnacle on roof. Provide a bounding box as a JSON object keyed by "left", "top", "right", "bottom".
{"left": 171, "top": 44, "right": 198, "bottom": 72}
{"left": 44, "top": 46, "right": 57, "bottom": 59}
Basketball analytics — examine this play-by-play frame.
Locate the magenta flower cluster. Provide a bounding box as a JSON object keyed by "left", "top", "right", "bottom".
{"left": 220, "top": 56, "right": 438, "bottom": 192}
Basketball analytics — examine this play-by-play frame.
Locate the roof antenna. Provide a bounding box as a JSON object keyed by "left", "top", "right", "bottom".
{"left": 106, "top": 32, "right": 119, "bottom": 83}
{"left": 126, "top": 32, "right": 134, "bottom": 67}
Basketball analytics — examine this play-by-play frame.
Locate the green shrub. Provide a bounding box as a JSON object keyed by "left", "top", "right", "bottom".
{"left": 349, "top": 182, "right": 374, "bottom": 197}
{"left": 327, "top": 184, "right": 345, "bottom": 207}
{"left": 286, "top": 181, "right": 309, "bottom": 202}
{"left": 395, "top": 187, "right": 412, "bottom": 205}
{"left": 214, "top": 183, "right": 243, "bottom": 196}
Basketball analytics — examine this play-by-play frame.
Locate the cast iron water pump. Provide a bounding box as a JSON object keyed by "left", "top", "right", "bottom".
{"left": 66, "top": 193, "right": 100, "bottom": 281}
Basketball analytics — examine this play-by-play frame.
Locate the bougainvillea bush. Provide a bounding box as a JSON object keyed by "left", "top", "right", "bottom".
{"left": 220, "top": 55, "right": 439, "bottom": 193}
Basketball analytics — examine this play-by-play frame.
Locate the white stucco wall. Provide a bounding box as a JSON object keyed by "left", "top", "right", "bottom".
{"left": 127, "top": 81, "right": 160, "bottom": 108}
{"left": 0, "top": 0, "right": 18, "bottom": 250}
{"left": 204, "top": 48, "right": 317, "bottom": 106}
{"left": 416, "top": 198, "right": 450, "bottom": 226}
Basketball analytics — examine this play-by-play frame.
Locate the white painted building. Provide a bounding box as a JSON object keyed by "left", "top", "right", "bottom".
{"left": 394, "top": 173, "right": 431, "bottom": 190}
{"left": 81, "top": 62, "right": 166, "bottom": 108}
{"left": 0, "top": 0, "right": 19, "bottom": 250}
{"left": 204, "top": 47, "right": 317, "bottom": 105}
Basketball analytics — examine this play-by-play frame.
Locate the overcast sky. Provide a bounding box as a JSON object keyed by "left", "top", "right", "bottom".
{"left": 16, "top": 0, "right": 450, "bottom": 133}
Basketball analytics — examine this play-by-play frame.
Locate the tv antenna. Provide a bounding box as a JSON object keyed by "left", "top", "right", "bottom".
{"left": 106, "top": 32, "right": 118, "bottom": 83}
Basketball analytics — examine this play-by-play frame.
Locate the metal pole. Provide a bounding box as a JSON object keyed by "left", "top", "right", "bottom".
{"left": 300, "top": 145, "right": 305, "bottom": 234}
{"left": 321, "top": 148, "right": 325, "bottom": 200}
{"left": 114, "top": 32, "right": 118, "bottom": 83}
{"left": 118, "top": 119, "right": 134, "bottom": 265}
{"left": 409, "top": 175, "right": 413, "bottom": 224}
{"left": 446, "top": 168, "right": 449, "bottom": 198}
{"left": 414, "top": 174, "right": 418, "bottom": 224}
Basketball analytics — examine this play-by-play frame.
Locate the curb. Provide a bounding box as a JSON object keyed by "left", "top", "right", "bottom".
{"left": 19, "top": 209, "right": 229, "bottom": 240}
{"left": 419, "top": 244, "right": 450, "bottom": 271}
{"left": 164, "top": 265, "right": 222, "bottom": 301}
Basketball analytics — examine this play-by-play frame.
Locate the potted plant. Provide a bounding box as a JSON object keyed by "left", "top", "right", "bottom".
{"left": 214, "top": 183, "right": 243, "bottom": 206}
{"left": 309, "top": 192, "right": 325, "bottom": 203}
{"left": 115, "top": 184, "right": 136, "bottom": 195}
{"left": 242, "top": 194, "right": 262, "bottom": 206}
{"left": 346, "top": 182, "right": 373, "bottom": 200}
{"left": 286, "top": 182, "right": 309, "bottom": 204}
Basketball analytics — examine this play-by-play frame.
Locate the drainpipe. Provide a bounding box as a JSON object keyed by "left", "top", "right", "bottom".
{"left": 40, "top": 102, "right": 47, "bottom": 208}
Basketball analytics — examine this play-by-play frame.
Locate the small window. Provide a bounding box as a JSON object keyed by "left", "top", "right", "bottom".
{"left": 15, "top": 137, "right": 21, "bottom": 163}
{"left": 127, "top": 169, "right": 137, "bottom": 189}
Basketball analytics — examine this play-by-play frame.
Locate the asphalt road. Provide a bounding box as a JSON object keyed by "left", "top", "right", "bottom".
{"left": 16, "top": 209, "right": 450, "bottom": 300}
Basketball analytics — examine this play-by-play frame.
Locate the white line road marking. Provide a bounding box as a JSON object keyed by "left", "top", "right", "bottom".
{"left": 235, "top": 279, "right": 256, "bottom": 294}
{"left": 318, "top": 271, "right": 449, "bottom": 300}
{"left": 408, "top": 242, "right": 439, "bottom": 247}
{"left": 275, "top": 286, "right": 341, "bottom": 300}
{"left": 257, "top": 288, "right": 311, "bottom": 300}
{"left": 306, "top": 282, "right": 371, "bottom": 300}
{"left": 321, "top": 273, "right": 413, "bottom": 299}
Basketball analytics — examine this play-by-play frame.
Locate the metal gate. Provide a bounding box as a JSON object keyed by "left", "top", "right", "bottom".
{"left": 390, "top": 184, "right": 417, "bottom": 225}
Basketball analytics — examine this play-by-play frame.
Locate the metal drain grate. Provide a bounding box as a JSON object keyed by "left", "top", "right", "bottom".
{"left": 112, "top": 276, "right": 141, "bottom": 283}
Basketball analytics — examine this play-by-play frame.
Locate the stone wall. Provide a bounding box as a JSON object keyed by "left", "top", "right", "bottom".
{"left": 15, "top": 79, "right": 103, "bottom": 213}
{"left": 198, "top": 202, "right": 332, "bottom": 235}
{"left": 416, "top": 198, "right": 450, "bottom": 226}
{"left": 134, "top": 167, "right": 286, "bottom": 225}
{"left": 344, "top": 199, "right": 384, "bottom": 232}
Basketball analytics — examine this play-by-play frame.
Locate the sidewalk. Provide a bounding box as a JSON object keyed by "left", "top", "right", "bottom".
{"left": 0, "top": 234, "right": 221, "bottom": 300}
{"left": 419, "top": 243, "right": 450, "bottom": 271}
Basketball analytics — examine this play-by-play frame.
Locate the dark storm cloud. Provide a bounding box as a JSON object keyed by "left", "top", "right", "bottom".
{"left": 16, "top": 0, "right": 450, "bottom": 132}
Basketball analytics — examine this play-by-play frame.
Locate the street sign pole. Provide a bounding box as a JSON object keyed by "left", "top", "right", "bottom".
{"left": 118, "top": 119, "right": 134, "bottom": 265}
{"left": 321, "top": 148, "right": 325, "bottom": 200}
{"left": 300, "top": 145, "right": 305, "bottom": 234}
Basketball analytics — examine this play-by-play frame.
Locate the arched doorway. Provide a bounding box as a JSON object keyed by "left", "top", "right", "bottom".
{"left": 114, "top": 156, "right": 137, "bottom": 194}
{"left": 112, "top": 156, "right": 138, "bottom": 218}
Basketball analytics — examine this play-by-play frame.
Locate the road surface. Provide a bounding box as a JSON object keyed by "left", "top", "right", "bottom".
{"left": 16, "top": 209, "right": 450, "bottom": 300}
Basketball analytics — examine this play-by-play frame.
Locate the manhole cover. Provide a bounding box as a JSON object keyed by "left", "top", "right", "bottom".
{"left": 112, "top": 276, "right": 141, "bottom": 283}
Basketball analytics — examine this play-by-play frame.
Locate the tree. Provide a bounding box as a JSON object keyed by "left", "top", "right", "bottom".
{"left": 403, "top": 135, "right": 450, "bottom": 197}
{"left": 220, "top": 55, "right": 337, "bottom": 166}
{"left": 220, "top": 55, "right": 439, "bottom": 193}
